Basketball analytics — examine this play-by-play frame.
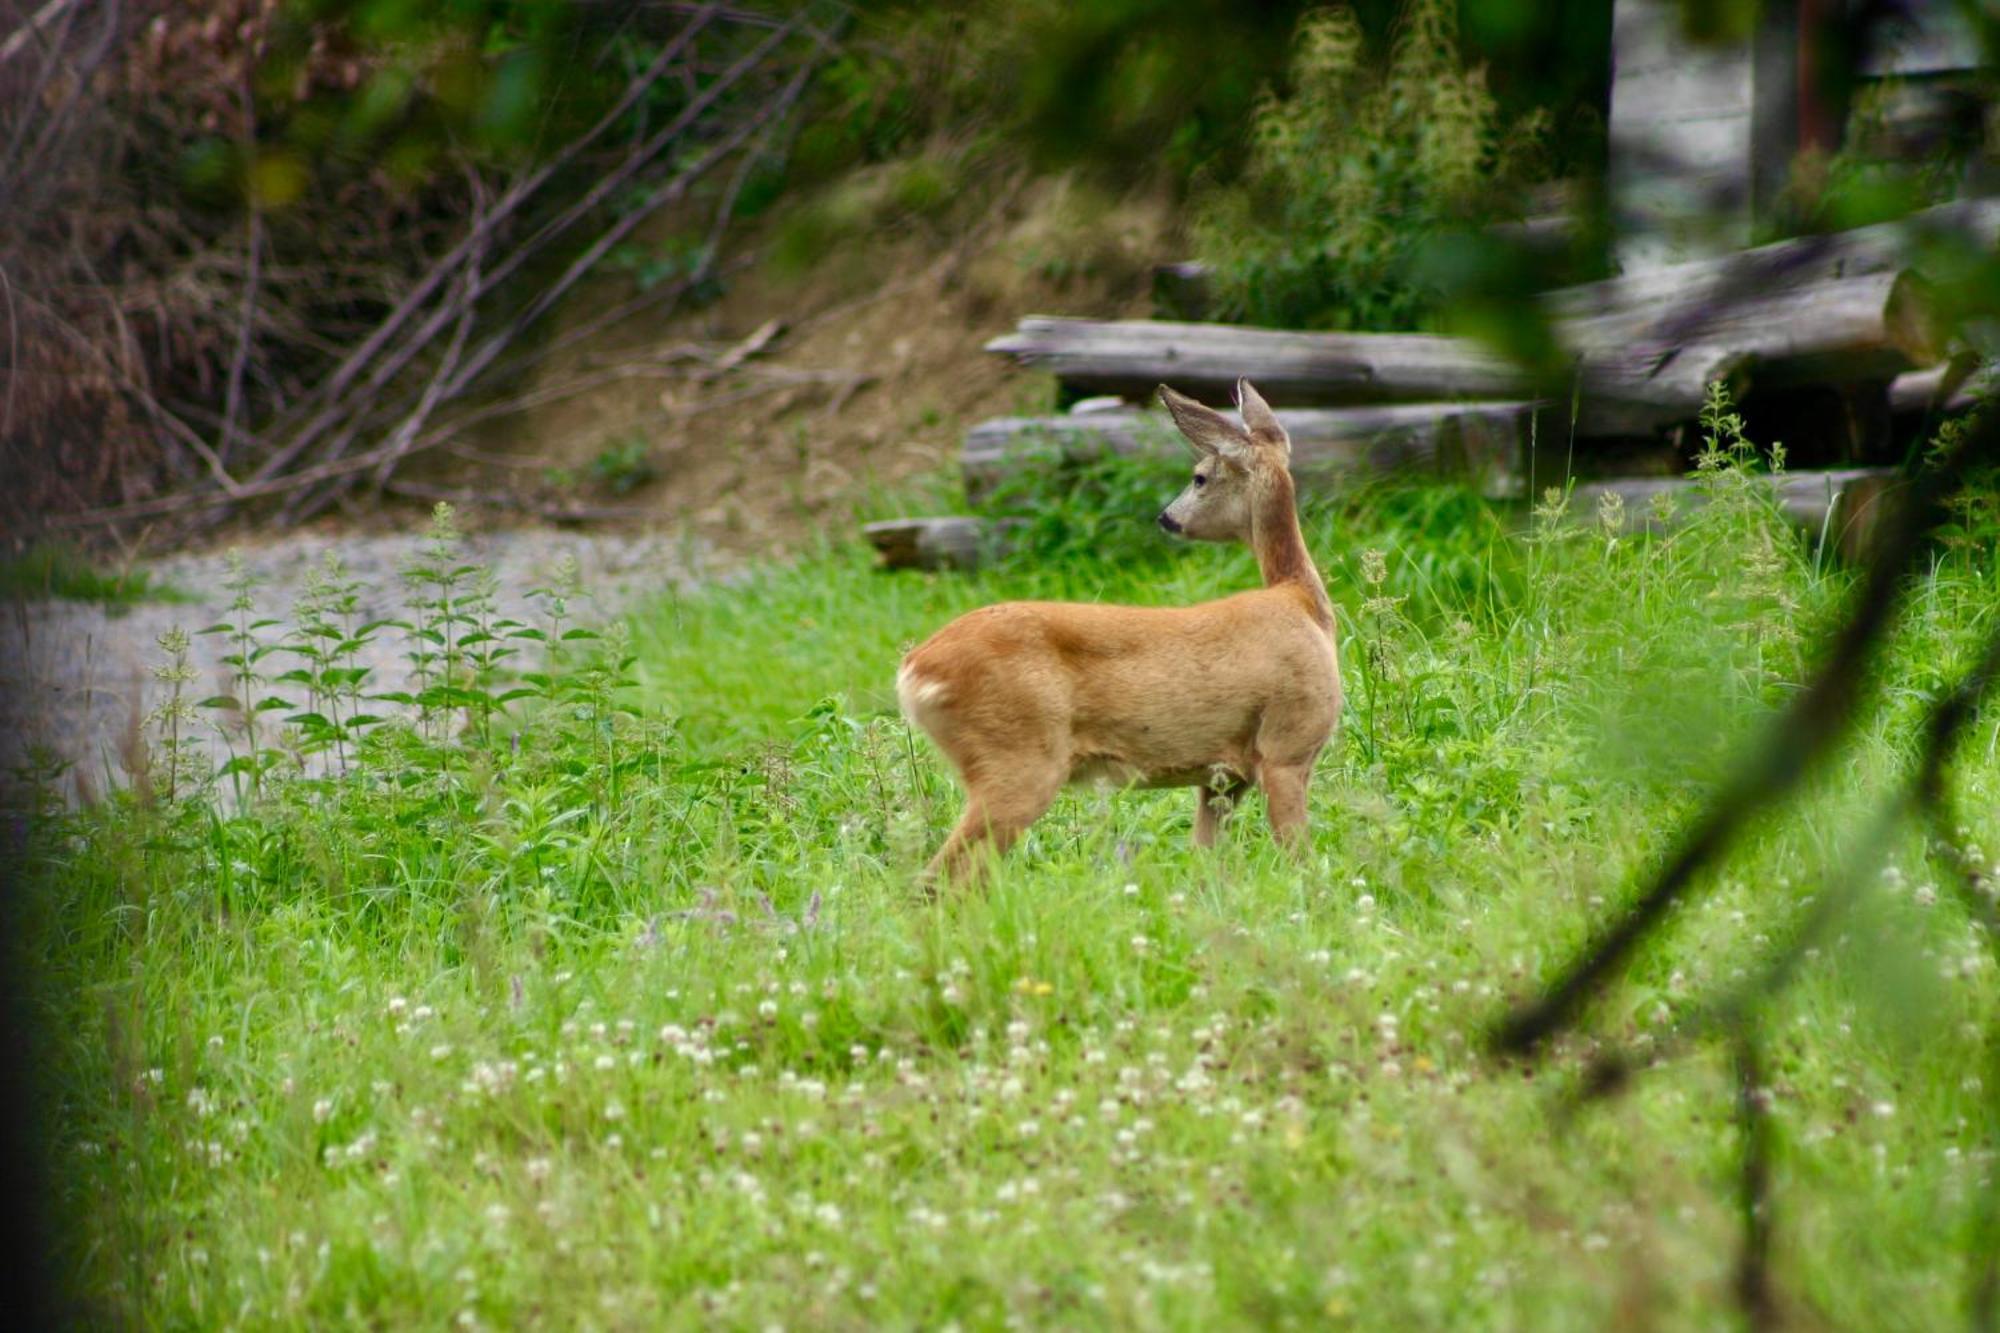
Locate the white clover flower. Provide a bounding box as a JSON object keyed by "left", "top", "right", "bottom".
{"left": 387, "top": 997, "right": 408, "bottom": 1016}
{"left": 312, "top": 1098, "right": 333, "bottom": 1124}
{"left": 603, "top": 1100, "right": 626, "bottom": 1122}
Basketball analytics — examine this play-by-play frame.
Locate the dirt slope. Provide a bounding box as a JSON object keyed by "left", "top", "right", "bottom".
{"left": 437, "top": 174, "right": 1176, "bottom": 557}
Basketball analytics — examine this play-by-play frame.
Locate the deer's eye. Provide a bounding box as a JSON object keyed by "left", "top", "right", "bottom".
{"left": 1194, "top": 473, "right": 1208, "bottom": 488}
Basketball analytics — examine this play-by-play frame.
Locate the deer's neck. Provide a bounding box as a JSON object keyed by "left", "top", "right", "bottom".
{"left": 1250, "top": 470, "right": 1332, "bottom": 630}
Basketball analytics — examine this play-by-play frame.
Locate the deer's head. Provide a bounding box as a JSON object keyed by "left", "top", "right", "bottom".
{"left": 1155, "top": 378, "right": 1292, "bottom": 543}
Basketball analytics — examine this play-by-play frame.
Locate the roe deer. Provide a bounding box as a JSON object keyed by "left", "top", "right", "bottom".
{"left": 897, "top": 377, "right": 1341, "bottom": 884}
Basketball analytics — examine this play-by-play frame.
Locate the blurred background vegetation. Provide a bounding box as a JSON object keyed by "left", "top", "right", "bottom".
{"left": 1, "top": 0, "right": 1625, "bottom": 536}
{"left": 8, "top": 0, "right": 1998, "bottom": 540}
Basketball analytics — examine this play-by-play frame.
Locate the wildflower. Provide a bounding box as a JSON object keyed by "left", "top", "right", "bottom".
{"left": 312, "top": 1099, "right": 333, "bottom": 1124}
{"left": 604, "top": 1100, "right": 626, "bottom": 1122}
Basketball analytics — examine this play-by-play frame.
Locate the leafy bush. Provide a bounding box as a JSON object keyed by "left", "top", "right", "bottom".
{"left": 1192, "top": 1, "right": 1549, "bottom": 331}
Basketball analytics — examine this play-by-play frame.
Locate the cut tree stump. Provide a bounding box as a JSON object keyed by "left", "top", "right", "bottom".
{"left": 1567, "top": 467, "right": 1901, "bottom": 560}
{"left": 863, "top": 517, "right": 1015, "bottom": 571}
{"left": 962, "top": 402, "right": 1540, "bottom": 502}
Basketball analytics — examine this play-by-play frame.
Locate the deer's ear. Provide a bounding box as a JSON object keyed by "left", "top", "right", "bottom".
{"left": 1159, "top": 383, "right": 1247, "bottom": 459}
{"left": 1235, "top": 378, "right": 1288, "bottom": 456}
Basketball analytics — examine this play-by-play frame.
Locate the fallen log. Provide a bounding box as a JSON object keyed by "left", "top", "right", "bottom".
{"left": 991, "top": 266, "right": 1945, "bottom": 439}
{"left": 1888, "top": 358, "right": 1994, "bottom": 415}
{"left": 984, "top": 318, "right": 1526, "bottom": 409}
{"left": 1542, "top": 196, "right": 2000, "bottom": 322}
{"left": 863, "top": 516, "right": 1015, "bottom": 571}
{"left": 962, "top": 401, "right": 1539, "bottom": 503}
{"left": 1565, "top": 269, "right": 1943, "bottom": 386}
{"left": 1567, "top": 467, "right": 1901, "bottom": 561}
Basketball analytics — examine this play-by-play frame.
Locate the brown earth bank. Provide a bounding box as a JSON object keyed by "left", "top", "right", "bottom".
{"left": 409, "top": 172, "right": 1177, "bottom": 559}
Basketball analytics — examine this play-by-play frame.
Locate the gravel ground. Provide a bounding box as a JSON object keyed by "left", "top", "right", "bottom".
{"left": 1, "top": 526, "right": 717, "bottom": 804}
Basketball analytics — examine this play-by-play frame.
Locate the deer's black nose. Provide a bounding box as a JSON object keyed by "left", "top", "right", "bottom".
{"left": 1157, "top": 512, "right": 1182, "bottom": 535}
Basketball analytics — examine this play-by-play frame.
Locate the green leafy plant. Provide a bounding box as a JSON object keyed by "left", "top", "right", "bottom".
{"left": 0, "top": 543, "right": 186, "bottom": 608}
{"left": 195, "top": 551, "right": 291, "bottom": 801}
{"left": 1193, "top": 1, "right": 1548, "bottom": 331}
{"left": 587, "top": 437, "right": 660, "bottom": 496}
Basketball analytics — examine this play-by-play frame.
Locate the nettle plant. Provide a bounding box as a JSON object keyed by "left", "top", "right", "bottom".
{"left": 146, "top": 504, "right": 642, "bottom": 818}
{"left": 1193, "top": 0, "right": 1548, "bottom": 332}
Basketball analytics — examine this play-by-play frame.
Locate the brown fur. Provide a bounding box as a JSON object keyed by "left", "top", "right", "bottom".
{"left": 898, "top": 378, "right": 1342, "bottom": 884}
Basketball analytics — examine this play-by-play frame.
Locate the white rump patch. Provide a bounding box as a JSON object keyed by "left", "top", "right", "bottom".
{"left": 896, "top": 663, "right": 949, "bottom": 724}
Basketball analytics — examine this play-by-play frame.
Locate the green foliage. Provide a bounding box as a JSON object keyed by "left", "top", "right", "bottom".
{"left": 0, "top": 543, "right": 186, "bottom": 608}
{"left": 18, "top": 426, "right": 2000, "bottom": 1325}
{"left": 585, "top": 436, "right": 659, "bottom": 496}
{"left": 1193, "top": 1, "right": 1549, "bottom": 331}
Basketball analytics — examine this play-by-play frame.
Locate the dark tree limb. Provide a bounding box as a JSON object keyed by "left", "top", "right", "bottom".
{"left": 1493, "top": 411, "right": 1998, "bottom": 1056}
{"left": 1735, "top": 1030, "right": 1777, "bottom": 1330}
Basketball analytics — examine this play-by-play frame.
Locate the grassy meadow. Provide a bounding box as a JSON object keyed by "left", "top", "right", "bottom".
{"left": 15, "top": 417, "right": 2000, "bottom": 1328}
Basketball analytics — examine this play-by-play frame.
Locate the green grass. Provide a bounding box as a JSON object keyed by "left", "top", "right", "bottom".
{"left": 14, "top": 432, "right": 2000, "bottom": 1327}
{"left": 0, "top": 541, "right": 188, "bottom": 607}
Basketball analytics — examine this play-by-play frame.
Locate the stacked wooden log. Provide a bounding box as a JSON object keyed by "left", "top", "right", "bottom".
{"left": 867, "top": 198, "right": 1997, "bottom": 569}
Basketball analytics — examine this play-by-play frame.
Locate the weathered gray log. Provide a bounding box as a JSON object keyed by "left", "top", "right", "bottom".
{"left": 992, "top": 264, "right": 1944, "bottom": 439}
{"left": 1888, "top": 358, "right": 1994, "bottom": 415}
{"left": 1544, "top": 196, "right": 2000, "bottom": 321}
{"left": 962, "top": 401, "right": 1539, "bottom": 503}
{"left": 984, "top": 318, "right": 1527, "bottom": 409}
{"left": 1562, "top": 269, "right": 1943, "bottom": 381}
{"left": 1567, "top": 467, "right": 1901, "bottom": 560}
{"left": 1558, "top": 269, "right": 1945, "bottom": 434}
{"left": 863, "top": 516, "right": 1014, "bottom": 571}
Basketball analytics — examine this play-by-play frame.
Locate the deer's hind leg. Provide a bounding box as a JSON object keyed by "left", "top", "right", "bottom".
{"left": 923, "top": 752, "right": 1065, "bottom": 889}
